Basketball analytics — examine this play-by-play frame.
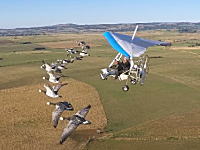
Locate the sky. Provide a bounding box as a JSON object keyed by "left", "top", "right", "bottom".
{"left": 0, "top": 0, "right": 199, "bottom": 29}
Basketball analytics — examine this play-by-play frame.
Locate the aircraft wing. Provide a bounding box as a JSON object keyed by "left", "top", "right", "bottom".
{"left": 103, "top": 32, "right": 170, "bottom": 58}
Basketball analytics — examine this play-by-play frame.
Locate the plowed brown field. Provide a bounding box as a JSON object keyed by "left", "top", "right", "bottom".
{"left": 0, "top": 79, "right": 107, "bottom": 150}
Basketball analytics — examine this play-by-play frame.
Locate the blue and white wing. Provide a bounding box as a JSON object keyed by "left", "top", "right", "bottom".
{"left": 103, "top": 32, "right": 170, "bottom": 58}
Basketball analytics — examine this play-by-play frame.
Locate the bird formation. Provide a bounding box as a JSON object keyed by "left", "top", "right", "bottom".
{"left": 66, "top": 41, "right": 91, "bottom": 57}
{"left": 39, "top": 41, "right": 92, "bottom": 144}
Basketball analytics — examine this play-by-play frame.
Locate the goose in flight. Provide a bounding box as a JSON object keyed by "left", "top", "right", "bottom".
{"left": 43, "top": 71, "right": 64, "bottom": 83}
{"left": 41, "top": 60, "right": 62, "bottom": 73}
{"left": 47, "top": 101, "right": 74, "bottom": 128}
{"left": 51, "top": 62, "right": 67, "bottom": 70}
{"left": 77, "top": 41, "right": 86, "bottom": 46}
{"left": 39, "top": 83, "right": 67, "bottom": 98}
{"left": 57, "top": 58, "right": 74, "bottom": 64}
{"left": 59, "top": 105, "right": 91, "bottom": 144}
{"left": 65, "top": 48, "right": 77, "bottom": 54}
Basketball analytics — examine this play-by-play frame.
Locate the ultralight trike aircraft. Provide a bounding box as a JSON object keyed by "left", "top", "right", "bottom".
{"left": 100, "top": 25, "right": 170, "bottom": 91}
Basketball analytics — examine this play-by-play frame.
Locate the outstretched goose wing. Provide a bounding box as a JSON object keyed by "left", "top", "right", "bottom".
{"left": 75, "top": 105, "right": 91, "bottom": 118}
{"left": 47, "top": 72, "right": 55, "bottom": 79}
{"left": 44, "top": 84, "right": 53, "bottom": 92}
{"left": 52, "top": 83, "right": 67, "bottom": 92}
{"left": 52, "top": 107, "right": 63, "bottom": 128}
{"left": 60, "top": 121, "right": 78, "bottom": 144}
{"left": 44, "top": 84, "right": 57, "bottom": 97}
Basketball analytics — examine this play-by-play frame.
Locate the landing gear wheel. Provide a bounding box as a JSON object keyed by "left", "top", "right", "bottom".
{"left": 122, "top": 85, "right": 129, "bottom": 92}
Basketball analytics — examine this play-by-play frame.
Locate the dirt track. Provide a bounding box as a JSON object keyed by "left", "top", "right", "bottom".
{"left": 170, "top": 46, "right": 200, "bottom": 50}
{"left": 0, "top": 79, "right": 107, "bottom": 150}
{"left": 37, "top": 41, "right": 102, "bottom": 49}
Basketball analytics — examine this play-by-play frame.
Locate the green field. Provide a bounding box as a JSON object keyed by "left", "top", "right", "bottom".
{"left": 1, "top": 31, "right": 200, "bottom": 150}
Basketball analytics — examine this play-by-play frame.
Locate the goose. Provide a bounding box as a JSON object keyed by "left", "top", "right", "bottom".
{"left": 57, "top": 59, "right": 68, "bottom": 64}
{"left": 41, "top": 61, "right": 53, "bottom": 72}
{"left": 81, "top": 45, "right": 90, "bottom": 51}
{"left": 66, "top": 48, "right": 77, "bottom": 54}
{"left": 78, "top": 41, "right": 86, "bottom": 46}
{"left": 47, "top": 101, "right": 74, "bottom": 128}
{"left": 57, "top": 59, "right": 74, "bottom": 64}
{"left": 52, "top": 61, "right": 67, "bottom": 70}
{"left": 41, "top": 60, "right": 62, "bottom": 73}
{"left": 43, "top": 71, "right": 63, "bottom": 83}
{"left": 51, "top": 63, "right": 64, "bottom": 70}
{"left": 57, "top": 63, "right": 67, "bottom": 70}
{"left": 59, "top": 105, "right": 91, "bottom": 144}
{"left": 39, "top": 83, "right": 67, "bottom": 98}
{"left": 75, "top": 56, "right": 83, "bottom": 60}
{"left": 79, "top": 45, "right": 90, "bottom": 57}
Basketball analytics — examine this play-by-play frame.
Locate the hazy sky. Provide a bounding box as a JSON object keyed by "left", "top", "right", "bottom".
{"left": 0, "top": 0, "right": 199, "bottom": 29}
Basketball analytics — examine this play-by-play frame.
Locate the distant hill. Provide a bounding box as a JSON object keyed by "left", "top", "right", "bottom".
{"left": 0, "top": 22, "right": 200, "bottom": 36}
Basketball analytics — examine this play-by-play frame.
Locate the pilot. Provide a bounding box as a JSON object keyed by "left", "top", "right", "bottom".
{"left": 121, "top": 57, "right": 130, "bottom": 72}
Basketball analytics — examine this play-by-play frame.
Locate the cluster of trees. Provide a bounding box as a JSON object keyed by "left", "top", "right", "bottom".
{"left": 0, "top": 22, "right": 200, "bottom": 36}
{"left": 178, "top": 28, "right": 197, "bottom": 33}
{"left": 188, "top": 43, "right": 200, "bottom": 47}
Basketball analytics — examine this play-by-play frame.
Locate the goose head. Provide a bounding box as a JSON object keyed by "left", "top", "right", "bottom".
{"left": 59, "top": 117, "right": 64, "bottom": 121}
{"left": 38, "top": 89, "right": 45, "bottom": 93}
{"left": 69, "top": 105, "right": 74, "bottom": 111}
{"left": 41, "top": 64, "right": 46, "bottom": 69}
{"left": 67, "top": 104, "right": 74, "bottom": 111}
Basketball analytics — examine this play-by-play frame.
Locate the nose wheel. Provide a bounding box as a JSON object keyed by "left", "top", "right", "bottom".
{"left": 122, "top": 85, "right": 129, "bottom": 92}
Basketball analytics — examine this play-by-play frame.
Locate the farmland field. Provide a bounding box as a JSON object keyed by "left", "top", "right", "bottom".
{"left": 0, "top": 30, "right": 200, "bottom": 150}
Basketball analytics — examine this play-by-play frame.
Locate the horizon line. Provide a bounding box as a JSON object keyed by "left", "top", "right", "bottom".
{"left": 1, "top": 21, "right": 200, "bottom": 30}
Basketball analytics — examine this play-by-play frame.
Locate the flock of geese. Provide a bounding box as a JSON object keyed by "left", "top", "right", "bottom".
{"left": 39, "top": 41, "right": 92, "bottom": 144}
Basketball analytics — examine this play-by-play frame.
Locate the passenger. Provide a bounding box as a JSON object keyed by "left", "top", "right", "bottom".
{"left": 100, "top": 57, "right": 130, "bottom": 80}
{"left": 100, "top": 60, "right": 123, "bottom": 80}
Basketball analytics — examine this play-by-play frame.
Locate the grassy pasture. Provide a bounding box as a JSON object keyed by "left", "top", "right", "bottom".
{"left": 87, "top": 139, "right": 200, "bottom": 150}
{"left": 0, "top": 30, "right": 200, "bottom": 149}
